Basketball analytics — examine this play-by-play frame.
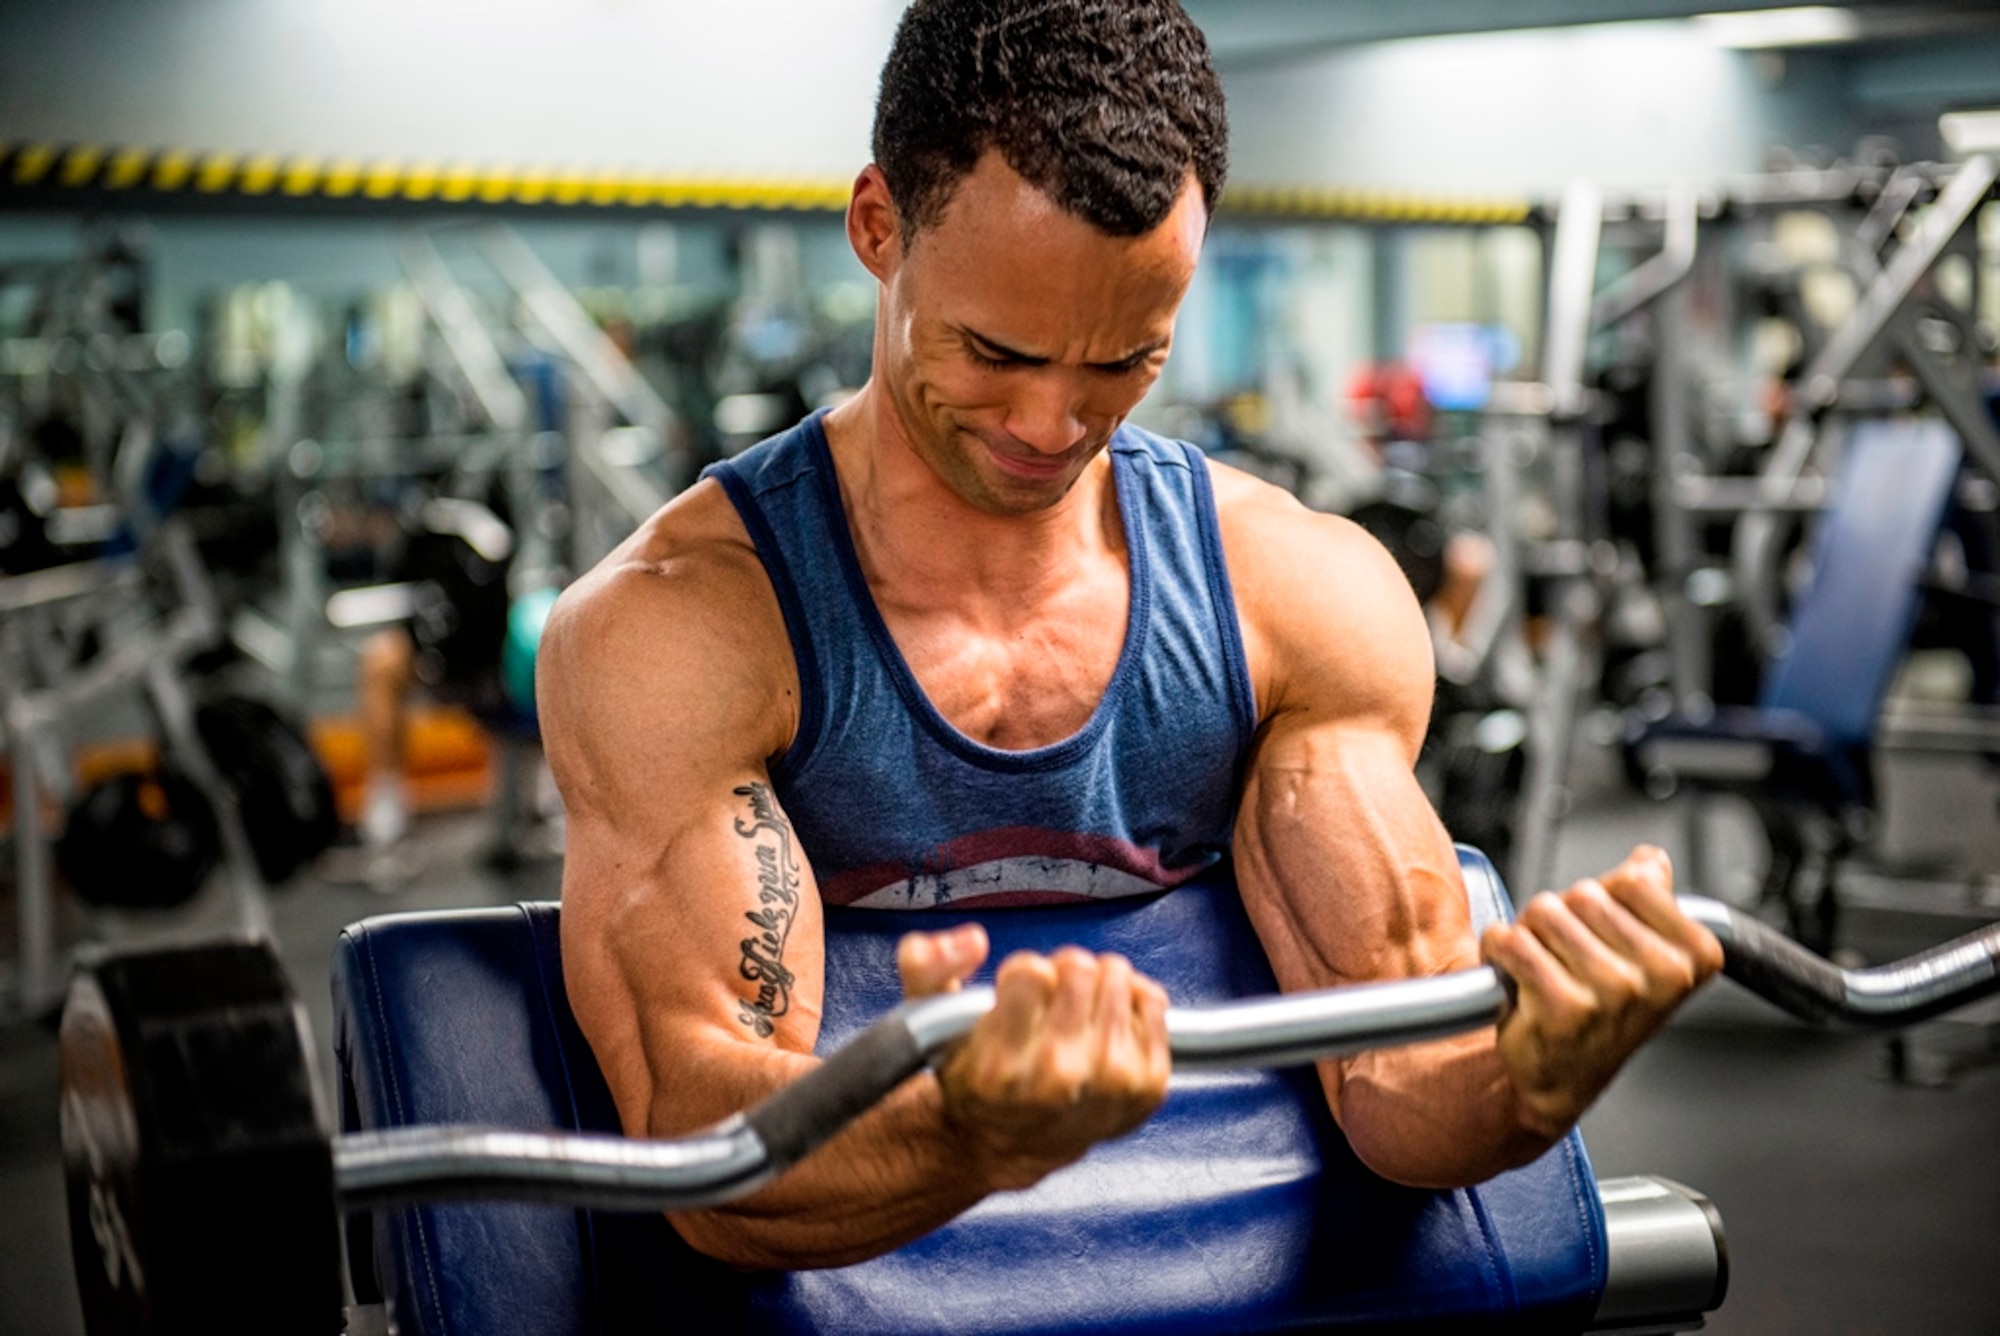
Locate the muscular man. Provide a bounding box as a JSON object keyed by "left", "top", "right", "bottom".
{"left": 541, "top": 0, "right": 1723, "bottom": 1271}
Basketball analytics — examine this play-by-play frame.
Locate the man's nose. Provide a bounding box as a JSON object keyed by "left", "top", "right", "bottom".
{"left": 1003, "top": 370, "right": 1089, "bottom": 457}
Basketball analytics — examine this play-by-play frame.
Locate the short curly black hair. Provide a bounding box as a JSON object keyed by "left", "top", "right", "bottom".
{"left": 872, "top": 0, "right": 1228, "bottom": 241}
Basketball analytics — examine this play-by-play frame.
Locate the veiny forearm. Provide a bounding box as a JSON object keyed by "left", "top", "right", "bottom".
{"left": 1236, "top": 732, "right": 1551, "bottom": 1190}
{"left": 1327, "top": 1036, "right": 1553, "bottom": 1190}
{"left": 652, "top": 1036, "right": 995, "bottom": 1270}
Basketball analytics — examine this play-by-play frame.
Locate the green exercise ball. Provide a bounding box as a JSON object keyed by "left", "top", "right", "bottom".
{"left": 503, "top": 586, "right": 560, "bottom": 719}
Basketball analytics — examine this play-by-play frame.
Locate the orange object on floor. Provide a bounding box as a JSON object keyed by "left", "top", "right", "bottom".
{"left": 0, "top": 705, "right": 497, "bottom": 831}
{"left": 310, "top": 705, "right": 495, "bottom": 822}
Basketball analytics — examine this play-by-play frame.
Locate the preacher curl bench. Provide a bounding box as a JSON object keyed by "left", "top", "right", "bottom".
{"left": 330, "top": 849, "right": 1727, "bottom": 1335}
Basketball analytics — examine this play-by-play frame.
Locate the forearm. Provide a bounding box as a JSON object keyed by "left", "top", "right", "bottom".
{"left": 1235, "top": 731, "right": 1553, "bottom": 1189}
{"left": 653, "top": 1042, "right": 996, "bottom": 1270}
{"left": 1325, "top": 1034, "right": 1554, "bottom": 1190}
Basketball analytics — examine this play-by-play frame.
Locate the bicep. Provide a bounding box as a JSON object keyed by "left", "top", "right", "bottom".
{"left": 1224, "top": 490, "right": 1478, "bottom": 992}
{"left": 543, "top": 573, "right": 824, "bottom": 1140}
{"left": 1234, "top": 717, "right": 1476, "bottom": 995}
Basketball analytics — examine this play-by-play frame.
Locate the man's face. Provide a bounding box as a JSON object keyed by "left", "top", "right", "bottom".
{"left": 863, "top": 152, "right": 1207, "bottom": 516}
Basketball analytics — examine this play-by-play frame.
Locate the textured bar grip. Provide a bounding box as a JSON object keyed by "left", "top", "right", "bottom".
{"left": 1706, "top": 905, "right": 1851, "bottom": 1023}
{"left": 744, "top": 1011, "right": 929, "bottom": 1173}
{"left": 1679, "top": 895, "right": 2000, "bottom": 1026}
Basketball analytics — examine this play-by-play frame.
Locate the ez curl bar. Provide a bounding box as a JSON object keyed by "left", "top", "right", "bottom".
{"left": 60, "top": 894, "right": 2000, "bottom": 1334}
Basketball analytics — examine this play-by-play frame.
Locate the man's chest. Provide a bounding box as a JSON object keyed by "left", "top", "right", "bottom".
{"left": 873, "top": 571, "right": 1131, "bottom": 752}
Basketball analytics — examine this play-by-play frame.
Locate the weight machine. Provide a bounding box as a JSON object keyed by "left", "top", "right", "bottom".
{"left": 0, "top": 530, "right": 274, "bottom": 1019}
{"left": 0, "top": 241, "right": 334, "bottom": 1020}
{"left": 255, "top": 223, "right": 695, "bottom": 870}
{"left": 1633, "top": 156, "right": 2000, "bottom": 948}
{"left": 1475, "top": 153, "right": 2000, "bottom": 929}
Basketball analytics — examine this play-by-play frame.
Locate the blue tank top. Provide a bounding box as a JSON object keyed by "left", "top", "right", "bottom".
{"left": 702, "top": 411, "right": 1257, "bottom": 910}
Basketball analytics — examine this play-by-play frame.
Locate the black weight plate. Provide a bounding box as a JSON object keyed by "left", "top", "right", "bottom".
{"left": 57, "top": 770, "right": 221, "bottom": 911}
{"left": 60, "top": 941, "right": 342, "bottom": 1336}
{"left": 194, "top": 698, "right": 339, "bottom": 885}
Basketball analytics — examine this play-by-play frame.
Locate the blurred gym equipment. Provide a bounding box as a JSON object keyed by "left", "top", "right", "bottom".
{"left": 0, "top": 527, "right": 291, "bottom": 1019}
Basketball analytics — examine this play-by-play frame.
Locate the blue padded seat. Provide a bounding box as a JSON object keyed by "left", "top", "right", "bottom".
{"left": 1628, "top": 419, "right": 1964, "bottom": 946}
{"left": 334, "top": 848, "right": 1607, "bottom": 1335}
{"left": 1633, "top": 418, "right": 1963, "bottom": 809}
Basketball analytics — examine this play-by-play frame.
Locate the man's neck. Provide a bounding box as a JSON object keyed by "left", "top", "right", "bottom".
{"left": 820, "top": 382, "right": 1125, "bottom": 619}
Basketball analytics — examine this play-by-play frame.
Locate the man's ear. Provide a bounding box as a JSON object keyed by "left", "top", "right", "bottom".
{"left": 846, "top": 164, "right": 903, "bottom": 282}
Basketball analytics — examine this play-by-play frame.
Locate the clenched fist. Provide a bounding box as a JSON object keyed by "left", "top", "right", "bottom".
{"left": 1481, "top": 845, "right": 1724, "bottom": 1140}
{"left": 897, "top": 925, "right": 1171, "bottom": 1191}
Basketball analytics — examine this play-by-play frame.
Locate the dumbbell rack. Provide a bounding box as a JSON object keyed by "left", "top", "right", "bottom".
{"left": 0, "top": 524, "right": 273, "bottom": 1019}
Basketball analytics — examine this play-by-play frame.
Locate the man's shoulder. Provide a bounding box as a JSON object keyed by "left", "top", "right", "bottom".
{"left": 1202, "top": 455, "right": 1432, "bottom": 729}
{"left": 1117, "top": 438, "right": 1405, "bottom": 643}
{"left": 1203, "top": 454, "right": 1388, "bottom": 582}
{"left": 540, "top": 477, "right": 795, "bottom": 755}
{"left": 1108, "top": 423, "right": 1390, "bottom": 567}
{"left": 575, "top": 475, "right": 769, "bottom": 623}
{"left": 704, "top": 413, "right": 829, "bottom": 502}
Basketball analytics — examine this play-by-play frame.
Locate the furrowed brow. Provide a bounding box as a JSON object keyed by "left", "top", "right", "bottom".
{"left": 959, "top": 325, "right": 1167, "bottom": 371}
{"left": 958, "top": 326, "right": 1047, "bottom": 365}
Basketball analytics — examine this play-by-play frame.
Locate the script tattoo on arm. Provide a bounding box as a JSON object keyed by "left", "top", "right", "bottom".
{"left": 732, "top": 782, "right": 801, "bottom": 1038}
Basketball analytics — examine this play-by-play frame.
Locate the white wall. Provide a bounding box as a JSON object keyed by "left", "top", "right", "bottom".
{"left": 1222, "top": 21, "right": 1860, "bottom": 196}
{"left": 0, "top": 0, "right": 906, "bottom": 177}
{"left": 0, "top": 4, "right": 1889, "bottom": 197}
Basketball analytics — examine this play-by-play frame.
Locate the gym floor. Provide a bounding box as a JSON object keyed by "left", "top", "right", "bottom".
{"left": 3, "top": 743, "right": 1997, "bottom": 1335}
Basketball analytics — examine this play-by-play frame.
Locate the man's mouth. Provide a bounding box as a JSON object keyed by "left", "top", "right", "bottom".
{"left": 982, "top": 439, "right": 1075, "bottom": 481}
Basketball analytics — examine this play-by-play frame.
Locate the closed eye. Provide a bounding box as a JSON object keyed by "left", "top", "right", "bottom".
{"left": 966, "top": 343, "right": 1025, "bottom": 371}
{"left": 1097, "top": 352, "right": 1155, "bottom": 375}
{"left": 958, "top": 326, "right": 1164, "bottom": 374}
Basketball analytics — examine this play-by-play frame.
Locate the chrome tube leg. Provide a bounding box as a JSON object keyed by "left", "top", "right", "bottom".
{"left": 144, "top": 659, "right": 273, "bottom": 939}
{"left": 12, "top": 731, "right": 56, "bottom": 1014}
{"left": 1681, "top": 791, "right": 1709, "bottom": 901}
{"left": 1512, "top": 585, "right": 1589, "bottom": 896}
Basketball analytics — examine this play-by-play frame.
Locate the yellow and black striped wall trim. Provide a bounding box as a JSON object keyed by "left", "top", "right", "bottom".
{"left": 0, "top": 142, "right": 858, "bottom": 213}
{"left": 1220, "top": 183, "right": 1535, "bottom": 226}
{"left": 0, "top": 141, "right": 1538, "bottom": 226}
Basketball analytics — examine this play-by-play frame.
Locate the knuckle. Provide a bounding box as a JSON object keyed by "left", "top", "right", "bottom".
{"left": 998, "top": 951, "right": 1055, "bottom": 990}
{"left": 1051, "top": 945, "right": 1094, "bottom": 970}
{"left": 997, "top": 950, "right": 1045, "bottom": 979}
{"left": 1588, "top": 969, "right": 1635, "bottom": 1014}
{"left": 1047, "top": 1055, "right": 1092, "bottom": 1101}
{"left": 1537, "top": 1004, "right": 1583, "bottom": 1041}
{"left": 1099, "top": 955, "right": 1134, "bottom": 992}
{"left": 963, "top": 1050, "right": 1011, "bottom": 1098}
{"left": 1661, "top": 951, "right": 1698, "bottom": 995}
{"left": 1564, "top": 877, "right": 1604, "bottom": 904}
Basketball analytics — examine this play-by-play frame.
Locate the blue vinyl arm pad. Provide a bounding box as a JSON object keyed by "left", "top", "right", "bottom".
{"left": 333, "top": 848, "right": 1607, "bottom": 1335}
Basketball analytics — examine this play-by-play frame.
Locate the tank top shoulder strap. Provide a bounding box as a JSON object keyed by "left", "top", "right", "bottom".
{"left": 699, "top": 411, "right": 849, "bottom": 780}
{"left": 1109, "top": 427, "right": 1259, "bottom": 742}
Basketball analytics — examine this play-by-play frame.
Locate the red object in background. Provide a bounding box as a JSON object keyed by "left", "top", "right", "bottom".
{"left": 1345, "top": 361, "right": 1433, "bottom": 445}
